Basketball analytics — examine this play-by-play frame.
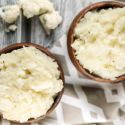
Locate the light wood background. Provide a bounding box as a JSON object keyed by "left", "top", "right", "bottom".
{"left": 0, "top": 0, "right": 124, "bottom": 48}
{"left": 0, "top": 0, "right": 84, "bottom": 48}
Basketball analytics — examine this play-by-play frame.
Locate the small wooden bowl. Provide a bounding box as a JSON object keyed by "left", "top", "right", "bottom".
{"left": 0, "top": 43, "right": 65, "bottom": 123}
{"left": 67, "top": 1, "right": 125, "bottom": 83}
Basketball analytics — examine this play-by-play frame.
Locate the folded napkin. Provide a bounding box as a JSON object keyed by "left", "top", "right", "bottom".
{"left": 47, "top": 34, "right": 125, "bottom": 125}
{"left": 45, "top": 0, "right": 125, "bottom": 124}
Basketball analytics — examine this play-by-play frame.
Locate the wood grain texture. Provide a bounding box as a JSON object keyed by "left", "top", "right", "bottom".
{"left": 0, "top": 0, "right": 22, "bottom": 47}
{"left": 0, "top": 0, "right": 85, "bottom": 48}
{"left": 0, "top": 0, "right": 124, "bottom": 48}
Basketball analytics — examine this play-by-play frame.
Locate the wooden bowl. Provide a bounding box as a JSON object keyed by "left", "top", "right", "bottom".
{"left": 67, "top": 1, "right": 125, "bottom": 83}
{"left": 0, "top": 43, "right": 65, "bottom": 123}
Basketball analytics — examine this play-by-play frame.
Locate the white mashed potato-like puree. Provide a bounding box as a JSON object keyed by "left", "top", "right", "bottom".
{"left": 72, "top": 7, "right": 125, "bottom": 80}
{"left": 0, "top": 46, "right": 63, "bottom": 122}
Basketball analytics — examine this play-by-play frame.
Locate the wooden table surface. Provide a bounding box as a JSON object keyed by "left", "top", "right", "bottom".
{"left": 0, "top": 0, "right": 87, "bottom": 49}
{"left": 0, "top": 0, "right": 124, "bottom": 48}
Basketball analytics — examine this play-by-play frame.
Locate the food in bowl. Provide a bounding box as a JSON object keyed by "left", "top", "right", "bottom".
{"left": 72, "top": 7, "right": 125, "bottom": 80}
{"left": 0, "top": 46, "right": 63, "bottom": 123}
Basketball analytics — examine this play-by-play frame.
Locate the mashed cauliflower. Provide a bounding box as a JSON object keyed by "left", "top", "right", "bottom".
{"left": 72, "top": 7, "right": 125, "bottom": 80}
{"left": 0, "top": 47, "right": 63, "bottom": 122}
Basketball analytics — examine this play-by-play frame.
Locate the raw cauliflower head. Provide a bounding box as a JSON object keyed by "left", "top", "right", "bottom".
{"left": 39, "top": 11, "right": 62, "bottom": 34}
{"left": 0, "top": 5, "right": 20, "bottom": 24}
{"left": 19, "top": 0, "right": 54, "bottom": 18}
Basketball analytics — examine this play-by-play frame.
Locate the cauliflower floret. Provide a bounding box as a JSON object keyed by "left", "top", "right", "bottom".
{"left": 40, "top": 11, "right": 62, "bottom": 29}
{"left": 19, "top": 0, "right": 40, "bottom": 18}
{"left": 19, "top": 0, "right": 54, "bottom": 18}
{"left": 39, "top": 11, "right": 62, "bottom": 34}
{"left": 19, "top": 0, "right": 62, "bottom": 34}
{"left": 0, "top": 5, "right": 20, "bottom": 24}
{"left": 35, "top": 0, "right": 54, "bottom": 14}
{"left": 5, "top": 24, "right": 17, "bottom": 32}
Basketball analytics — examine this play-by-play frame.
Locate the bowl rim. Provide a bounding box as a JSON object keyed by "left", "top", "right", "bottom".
{"left": 67, "top": 1, "right": 125, "bottom": 83}
{"left": 0, "top": 42, "right": 65, "bottom": 123}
